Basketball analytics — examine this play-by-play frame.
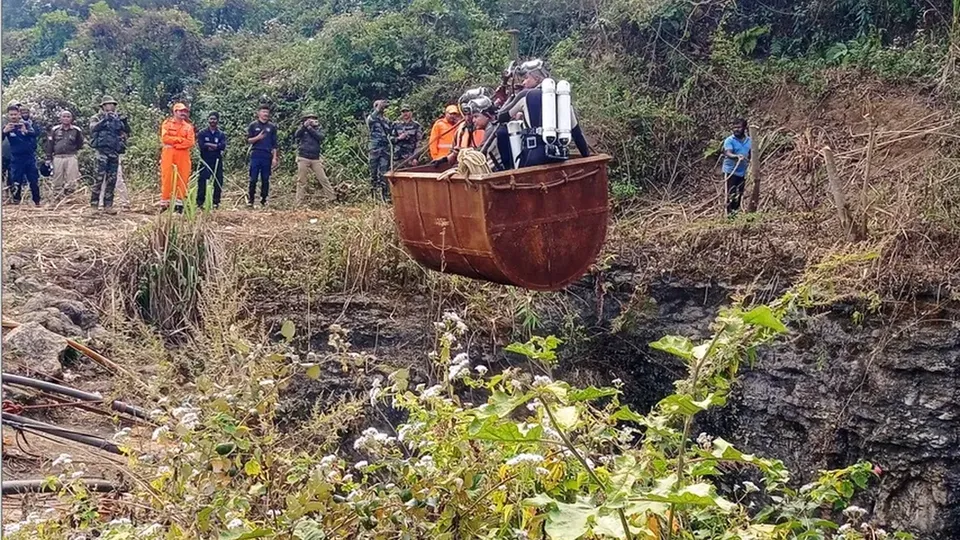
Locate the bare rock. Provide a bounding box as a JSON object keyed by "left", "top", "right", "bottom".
{"left": 19, "top": 307, "right": 84, "bottom": 338}
{"left": 20, "top": 294, "right": 98, "bottom": 330}
{"left": 3, "top": 321, "right": 69, "bottom": 377}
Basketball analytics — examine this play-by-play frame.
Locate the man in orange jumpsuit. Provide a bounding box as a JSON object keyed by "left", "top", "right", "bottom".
{"left": 159, "top": 103, "right": 195, "bottom": 213}
{"left": 428, "top": 105, "right": 461, "bottom": 161}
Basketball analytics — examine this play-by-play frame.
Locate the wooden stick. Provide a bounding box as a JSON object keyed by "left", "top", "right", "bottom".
{"left": 747, "top": 124, "right": 762, "bottom": 213}
{"left": 821, "top": 146, "right": 859, "bottom": 240}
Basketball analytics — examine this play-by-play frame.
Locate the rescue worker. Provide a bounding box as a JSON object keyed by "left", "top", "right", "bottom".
{"left": 392, "top": 105, "right": 422, "bottom": 164}
{"left": 89, "top": 96, "right": 130, "bottom": 213}
{"left": 294, "top": 112, "right": 335, "bottom": 206}
{"left": 159, "top": 103, "right": 195, "bottom": 213}
{"left": 1, "top": 101, "right": 18, "bottom": 190}
{"left": 196, "top": 111, "right": 227, "bottom": 209}
{"left": 44, "top": 110, "right": 84, "bottom": 199}
{"left": 247, "top": 105, "right": 279, "bottom": 208}
{"left": 469, "top": 97, "right": 506, "bottom": 170}
{"left": 428, "top": 105, "right": 461, "bottom": 161}
{"left": 2, "top": 105, "right": 41, "bottom": 206}
{"left": 492, "top": 59, "right": 590, "bottom": 169}
{"left": 366, "top": 99, "right": 392, "bottom": 201}
{"left": 722, "top": 118, "right": 751, "bottom": 216}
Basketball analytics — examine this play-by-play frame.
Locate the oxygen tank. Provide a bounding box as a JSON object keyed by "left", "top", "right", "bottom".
{"left": 557, "top": 80, "right": 572, "bottom": 147}
{"left": 508, "top": 120, "right": 524, "bottom": 167}
{"left": 541, "top": 78, "right": 557, "bottom": 145}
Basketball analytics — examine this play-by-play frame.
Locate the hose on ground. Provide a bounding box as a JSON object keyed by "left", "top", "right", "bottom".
{"left": 1, "top": 412, "right": 124, "bottom": 455}
{"left": 2, "top": 479, "right": 124, "bottom": 495}
{"left": 1, "top": 373, "right": 151, "bottom": 420}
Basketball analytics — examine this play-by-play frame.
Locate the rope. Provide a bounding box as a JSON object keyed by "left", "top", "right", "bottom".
{"left": 437, "top": 149, "right": 492, "bottom": 182}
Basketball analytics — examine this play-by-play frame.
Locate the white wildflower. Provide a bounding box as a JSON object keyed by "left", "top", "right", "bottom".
{"left": 611, "top": 378, "right": 624, "bottom": 387}
{"left": 52, "top": 453, "right": 72, "bottom": 467}
{"left": 742, "top": 481, "right": 759, "bottom": 494}
{"left": 532, "top": 375, "right": 552, "bottom": 387}
{"left": 505, "top": 453, "right": 545, "bottom": 467}
{"left": 421, "top": 384, "right": 444, "bottom": 400}
{"left": 342, "top": 473, "right": 354, "bottom": 484}
{"left": 842, "top": 505, "right": 868, "bottom": 521}
{"left": 442, "top": 332, "right": 457, "bottom": 344}
{"left": 320, "top": 454, "right": 338, "bottom": 467}
{"left": 226, "top": 518, "right": 244, "bottom": 529}
{"left": 258, "top": 379, "right": 275, "bottom": 387}
{"left": 70, "top": 471, "right": 84, "bottom": 479}
{"left": 536, "top": 467, "right": 550, "bottom": 476}
{"left": 265, "top": 509, "right": 282, "bottom": 519}
{"left": 113, "top": 427, "right": 132, "bottom": 441}
{"left": 355, "top": 461, "right": 369, "bottom": 470}
{"left": 178, "top": 412, "right": 200, "bottom": 430}
{"left": 838, "top": 524, "right": 852, "bottom": 533}
{"left": 510, "top": 380, "right": 523, "bottom": 390}
{"left": 696, "top": 432, "right": 713, "bottom": 449}
{"left": 106, "top": 518, "right": 131, "bottom": 527}
{"left": 475, "top": 365, "right": 488, "bottom": 375}
{"left": 527, "top": 399, "right": 542, "bottom": 412}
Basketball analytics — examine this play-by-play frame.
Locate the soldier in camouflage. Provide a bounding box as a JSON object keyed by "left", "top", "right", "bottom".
{"left": 392, "top": 105, "right": 422, "bottom": 165}
{"left": 88, "top": 96, "right": 130, "bottom": 213}
{"left": 366, "top": 99, "right": 392, "bottom": 202}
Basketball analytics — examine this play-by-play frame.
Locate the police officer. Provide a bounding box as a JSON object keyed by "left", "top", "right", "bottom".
{"left": 196, "top": 112, "right": 227, "bottom": 209}
{"left": 89, "top": 96, "right": 131, "bottom": 213}
{"left": 2, "top": 104, "right": 41, "bottom": 206}
{"left": 392, "top": 105, "right": 421, "bottom": 164}
{"left": 366, "top": 99, "right": 392, "bottom": 202}
{"left": 493, "top": 59, "right": 590, "bottom": 169}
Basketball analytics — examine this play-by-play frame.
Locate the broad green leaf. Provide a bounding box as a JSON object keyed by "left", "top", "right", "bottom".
{"left": 592, "top": 510, "right": 632, "bottom": 538}
{"left": 304, "top": 364, "right": 321, "bottom": 380}
{"left": 657, "top": 394, "right": 722, "bottom": 416}
{"left": 280, "top": 320, "right": 296, "bottom": 340}
{"left": 640, "top": 483, "right": 735, "bottom": 512}
{"left": 293, "top": 519, "right": 326, "bottom": 540}
{"left": 611, "top": 406, "right": 646, "bottom": 424}
{"left": 649, "top": 335, "right": 695, "bottom": 361}
{"left": 742, "top": 306, "right": 788, "bottom": 333}
{"left": 545, "top": 500, "right": 594, "bottom": 540}
{"left": 568, "top": 386, "right": 619, "bottom": 402}
{"left": 553, "top": 406, "right": 579, "bottom": 430}
{"left": 474, "top": 390, "right": 534, "bottom": 419}
{"left": 523, "top": 493, "right": 556, "bottom": 507}
{"left": 468, "top": 421, "right": 543, "bottom": 442}
{"left": 244, "top": 458, "right": 262, "bottom": 477}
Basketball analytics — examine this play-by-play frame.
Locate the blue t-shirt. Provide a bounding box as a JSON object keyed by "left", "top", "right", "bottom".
{"left": 247, "top": 120, "right": 277, "bottom": 156}
{"left": 722, "top": 135, "right": 751, "bottom": 176}
{"left": 197, "top": 127, "right": 227, "bottom": 159}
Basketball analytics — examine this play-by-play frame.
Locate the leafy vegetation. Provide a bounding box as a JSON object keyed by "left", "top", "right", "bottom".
{"left": 3, "top": 291, "right": 912, "bottom": 539}
{"left": 2, "top": 0, "right": 957, "bottom": 193}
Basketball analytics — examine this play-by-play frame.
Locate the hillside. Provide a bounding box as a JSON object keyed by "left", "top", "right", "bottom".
{"left": 2, "top": 0, "right": 960, "bottom": 538}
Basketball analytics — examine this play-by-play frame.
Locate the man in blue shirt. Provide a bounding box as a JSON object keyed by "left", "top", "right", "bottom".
{"left": 722, "top": 118, "right": 751, "bottom": 216}
{"left": 197, "top": 112, "right": 227, "bottom": 209}
{"left": 247, "top": 105, "right": 278, "bottom": 208}
{"left": 2, "top": 105, "right": 41, "bottom": 206}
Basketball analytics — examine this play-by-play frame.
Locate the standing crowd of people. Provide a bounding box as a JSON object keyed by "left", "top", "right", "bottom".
{"left": 2, "top": 57, "right": 751, "bottom": 215}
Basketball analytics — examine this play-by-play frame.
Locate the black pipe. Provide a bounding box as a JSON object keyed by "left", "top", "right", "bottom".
{"left": 2, "top": 479, "right": 123, "bottom": 495}
{"left": 1, "top": 413, "right": 124, "bottom": 455}
{"left": 1, "top": 373, "right": 151, "bottom": 420}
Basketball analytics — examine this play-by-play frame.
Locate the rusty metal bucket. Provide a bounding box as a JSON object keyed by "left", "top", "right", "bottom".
{"left": 386, "top": 154, "right": 611, "bottom": 291}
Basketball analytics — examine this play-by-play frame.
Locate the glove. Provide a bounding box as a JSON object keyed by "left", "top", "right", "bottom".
{"left": 429, "top": 157, "right": 448, "bottom": 167}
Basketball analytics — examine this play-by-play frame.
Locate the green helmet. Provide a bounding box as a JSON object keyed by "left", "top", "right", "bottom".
{"left": 100, "top": 95, "right": 118, "bottom": 107}
{"left": 301, "top": 111, "right": 318, "bottom": 121}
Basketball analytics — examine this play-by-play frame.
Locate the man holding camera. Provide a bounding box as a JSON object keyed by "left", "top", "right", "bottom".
{"left": 294, "top": 112, "right": 335, "bottom": 207}
{"left": 2, "top": 104, "right": 41, "bottom": 206}
{"left": 88, "top": 96, "right": 130, "bottom": 213}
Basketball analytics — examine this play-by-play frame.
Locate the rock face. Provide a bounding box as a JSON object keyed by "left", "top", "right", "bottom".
{"left": 2, "top": 321, "right": 70, "bottom": 377}
{"left": 568, "top": 279, "right": 959, "bottom": 539}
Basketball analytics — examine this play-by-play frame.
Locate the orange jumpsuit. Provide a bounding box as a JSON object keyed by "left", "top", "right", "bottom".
{"left": 159, "top": 116, "right": 195, "bottom": 206}
{"left": 429, "top": 118, "right": 460, "bottom": 160}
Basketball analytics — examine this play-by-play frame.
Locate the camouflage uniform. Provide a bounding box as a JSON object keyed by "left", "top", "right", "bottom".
{"left": 366, "top": 108, "right": 393, "bottom": 201}
{"left": 88, "top": 99, "right": 130, "bottom": 208}
{"left": 392, "top": 120, "right": 422, "bottom": 163}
